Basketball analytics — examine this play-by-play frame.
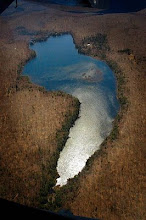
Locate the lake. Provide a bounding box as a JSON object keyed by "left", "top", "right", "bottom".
{"left": 23, "top": 34, "right": 119, "bottom": 186}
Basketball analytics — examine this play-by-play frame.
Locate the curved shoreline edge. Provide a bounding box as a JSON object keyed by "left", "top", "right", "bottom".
{"left": 20, "top": 31, "right": 126, "bottom": 210}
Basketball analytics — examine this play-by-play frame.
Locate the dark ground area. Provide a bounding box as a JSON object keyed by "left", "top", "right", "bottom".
{"left": 101, "top": 0, "right": 146, "bottom": 13}
{"left": 28, "top": 0, "right": 146, "bottom": 13}
{"left": 30, "top": 0, "right": 90, "bottom": 6}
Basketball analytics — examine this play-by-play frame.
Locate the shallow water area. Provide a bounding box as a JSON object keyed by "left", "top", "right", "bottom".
{"left": 23, "top": 34, "right": 119, "bottom": 186}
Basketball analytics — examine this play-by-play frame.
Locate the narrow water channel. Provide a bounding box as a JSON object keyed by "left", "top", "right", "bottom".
{"left": 23, "top": 34, "right": 119, "bottom": 186}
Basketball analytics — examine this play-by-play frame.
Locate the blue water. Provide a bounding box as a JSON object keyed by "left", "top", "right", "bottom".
{"left": 23, "top": 34, "right": 119, "bottom": 186}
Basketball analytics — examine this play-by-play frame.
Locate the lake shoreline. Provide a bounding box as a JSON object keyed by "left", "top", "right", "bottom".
{"left": 0, "top": 1, "right": 145, "bottom": 219}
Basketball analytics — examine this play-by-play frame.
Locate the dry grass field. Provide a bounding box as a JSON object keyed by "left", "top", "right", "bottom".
{"left": 0, "top": 13, "right": 79, "bottom": 206}
{"left": 0, "top": 1, "right": 145, "bottom": 219}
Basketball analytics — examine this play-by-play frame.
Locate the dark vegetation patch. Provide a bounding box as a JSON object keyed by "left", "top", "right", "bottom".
{"left": 118, "top": 48, "right": 132, "bottom": 55}
{"left": 16, "top": 26, "right": 48, "bottom": 37}
{"left": 77, "top": 33, "right": 110, "bottom": 59}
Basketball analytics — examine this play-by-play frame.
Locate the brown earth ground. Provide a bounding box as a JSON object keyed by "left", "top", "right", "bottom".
{"left": 0, "top": 1, "right": 146, "bottom": 219}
